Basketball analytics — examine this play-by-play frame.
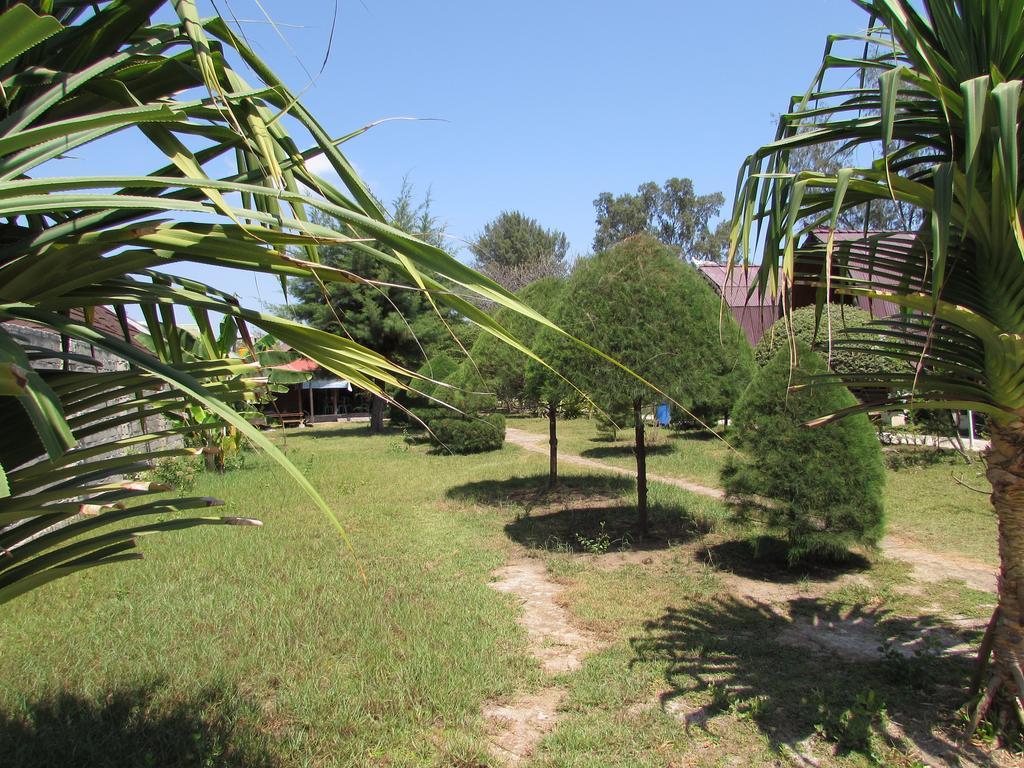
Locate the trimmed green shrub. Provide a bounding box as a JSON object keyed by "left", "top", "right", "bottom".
{"left": 722, "top": 341, "right": 886, "bottom": 562}
{"left": 393, "top": 353, "right": 461, "bottom": 423}
{"left": 754, "top": 304, "right": 904, "bottom": 377}
{"left": 427, "top": 413, "right": 506, "bottom": 454}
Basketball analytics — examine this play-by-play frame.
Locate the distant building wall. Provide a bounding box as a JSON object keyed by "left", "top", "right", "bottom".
{"left": 4, "top": 320, "right": 179, "bottom": 456}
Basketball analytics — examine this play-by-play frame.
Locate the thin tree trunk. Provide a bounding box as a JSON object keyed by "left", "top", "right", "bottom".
{"left": 974, "top": 421, "right": 1024, "bottom": 738}
{"left": 203, "top": 446, "right": 222, "bottom": 473}
{"left": 547, "top": 401, "right": 558, "bottom": 488}
{"left": 633, "top": 398, "right": 648, "bottom": 537}
{"left": 369, "top": 394, "right": 386, "bottom": 434}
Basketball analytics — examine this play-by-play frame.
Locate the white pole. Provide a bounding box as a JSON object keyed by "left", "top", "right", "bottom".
{"left": 968, "top": 410, "right": 975, "bottom": 451}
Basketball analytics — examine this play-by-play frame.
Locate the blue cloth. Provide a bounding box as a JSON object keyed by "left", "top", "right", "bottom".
{"left": 656, "top": 403, "right": 671, "bottom": 427}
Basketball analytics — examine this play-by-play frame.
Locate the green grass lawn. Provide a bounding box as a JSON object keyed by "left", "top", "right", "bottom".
{"left": 0, "top": 427, "right": 542, "bottom": 767}
{"left": 882, "top": 458, "right": 996, "bottom": 566}
{"left": 0, "top": 422, "right": 1004, "bottom": 767}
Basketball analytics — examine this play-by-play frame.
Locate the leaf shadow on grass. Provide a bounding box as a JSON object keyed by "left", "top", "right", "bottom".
{"left": 447, "top": 474, "right": 712, "bottom": 553}
{"left": 0, "top": 682, "right": 284, "bottom": 768}
{"left": 630, "top": 595, "right": 991, "bottom": 765}
{"left": 700, "top": 537, "right": 871, "bottom": 585}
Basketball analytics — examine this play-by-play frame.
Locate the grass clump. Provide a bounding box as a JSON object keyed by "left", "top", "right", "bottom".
{"left": 722, "top": 342, "right": 886, "bottom": 563}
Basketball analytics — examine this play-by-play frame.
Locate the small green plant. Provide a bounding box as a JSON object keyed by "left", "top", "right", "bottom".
{"left": 957, "top": 703, "right": 999, "bottom": 746}
{"left": 879, "top": 636, "right": 941, "bottom": 691}
{"left": 813, "top": 688, "right": 887, "bottom": 760}
{"left": 575, "top": 522, "right": 612, "bottom": 555}
{"left": 149, "top": 456, "right": 201, "bottom": 492}
{"left": 387, "top": 431, "right": 411, "bottom": 455}
{"left": 736, "top": 695, "right": 768, "bottom": 721}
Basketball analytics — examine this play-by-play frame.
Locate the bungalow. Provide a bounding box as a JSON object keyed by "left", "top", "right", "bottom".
{"left": 1, "top": 306, "right": 171, "bottom": 452}
{"left": 793, "top": 229, "right": 911, "bottom": 319}
{"left": 265, "top": 357, "right": 363, "bottom": 426}
{"left": 693, "top": 261, "right": 778, "bottom": 346}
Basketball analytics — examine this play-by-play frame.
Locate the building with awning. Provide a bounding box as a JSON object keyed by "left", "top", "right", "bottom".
{"left": 266, "top": 356, "right": 365, "bottom": 425}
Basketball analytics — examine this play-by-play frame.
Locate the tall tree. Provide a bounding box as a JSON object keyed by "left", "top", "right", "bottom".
{"left": 552, "top": 235, "right": 753, "bottom": 535}
{"left": 731, "top": 0, "right": 1024, "bottom": 739}
{"left": 470, "top": 211, "right": 569, "bottom": 292}
{"left": 593, "top": 178, "right": 729, "bottom": 260}
{"left": 785, "top": 113, "right": 924, "bottom": 232}
{"left": 285, "top": 185, "right": 459, "bottom": 432}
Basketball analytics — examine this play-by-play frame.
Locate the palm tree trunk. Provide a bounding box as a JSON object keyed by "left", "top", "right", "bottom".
{"left": 547, "top": 401, "right": 558, "bottom": 488}
{"left": 633, "top": 398, "right": 648, "bottom": 537}
{"left": 973, "top": 421, "right": 1024, "bottom": 736}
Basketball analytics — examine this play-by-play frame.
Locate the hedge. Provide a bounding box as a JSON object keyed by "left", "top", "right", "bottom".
{"left": 426, "top": 413, "right": 506, "bottom": 454}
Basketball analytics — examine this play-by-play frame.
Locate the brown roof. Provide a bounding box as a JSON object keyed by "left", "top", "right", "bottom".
{"left": 798, "top": 230, "right": 921, "bottom": 319}
{"left": 694, "top": 262, "right": 778, "bottom": 346}
{"left": 3, "top": 306, "right": 147, "bottom": 349}
{"left": 272, "top": 357, "right": 318, "bottom": 373}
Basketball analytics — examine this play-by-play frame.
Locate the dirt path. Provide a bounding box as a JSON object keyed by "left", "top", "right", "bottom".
{"left": 482, "top": 688, "right": 564, "bottom": 767}
{"left": 483, "top": 557, "right": 603, "bottom": 765}
{"left": 489, "top": 558, "right": 602, "bottom": 674}
{"left": 881, "top": 534, "right": 996, "bottom": 593}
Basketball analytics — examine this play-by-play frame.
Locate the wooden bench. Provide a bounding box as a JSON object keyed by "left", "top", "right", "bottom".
{"left": 271, "top": 411, "right": 306, "bottom": 428}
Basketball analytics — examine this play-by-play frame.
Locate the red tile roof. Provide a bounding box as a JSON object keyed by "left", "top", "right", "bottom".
{"left": 272, "top": 357, "right": 319, "bottom": 372}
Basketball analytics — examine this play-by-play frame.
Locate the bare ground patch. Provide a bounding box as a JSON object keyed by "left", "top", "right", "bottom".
{"left": 778, "top": 611, "right": 973, "bottom": 660}
{"left": 482, "top": 688, "right": 565, "bottom": 766}
{"left": 483, "top": 557, "right": 604, "bottom": 764}
{"left": 881, "top": 535, "right": 996, "bottom": 593}
{"left": 489, "top": 558, "right": 603, "bottom": 675}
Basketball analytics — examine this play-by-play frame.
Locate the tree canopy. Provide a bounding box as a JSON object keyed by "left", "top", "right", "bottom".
{"left": 553, "top": 236, "right": 753, "bottom": 420}
{"left": 470, "top": 277, "right": 566, "bottom": 410}
{"left": 470, "top": 211, "right": 569, "bottom": 292}
{"left": 754, "top": 305, "right": 906, "bottom": 378}
{"left": 593, "top": 178, "right": 730, "bottom": 261}
{"left": 284, "top": 185, "right": 461, "bottom": 371}
{"left": 551, "top": 234, "right": 753, "bottom": 533}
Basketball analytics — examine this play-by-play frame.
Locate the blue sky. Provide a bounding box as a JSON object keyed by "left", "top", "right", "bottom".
{"left": 91, "top": 1, "right": 874, "bottom": 312}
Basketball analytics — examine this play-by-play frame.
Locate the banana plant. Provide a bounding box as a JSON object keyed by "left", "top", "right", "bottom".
{"left": 0, "top": 1, "right": 570, "bottom": 603}
{"left": 730, "top": 0, "right": 1024, "bottom": 740}
{"left": 137, "top": 315, "right": 276, "bottom": 472}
